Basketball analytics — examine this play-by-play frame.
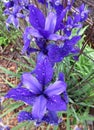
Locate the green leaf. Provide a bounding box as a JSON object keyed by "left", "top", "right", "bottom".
{"left": 0, "top": 102, "right": 24, "bottom": 118}
{"left": 0, "top": 66, "right": 21, "bottom": 78}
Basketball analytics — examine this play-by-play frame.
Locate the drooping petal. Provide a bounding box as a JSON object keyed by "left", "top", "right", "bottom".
{"left": 35, "top": 53, "right": 53, "bottom": 85}
{"left": 18, "top": 111, "right": 33, "bottom": 122}
{"left": 32, "top": 95, "right": 47, "bottom": 120}
{"left": 47, "top": 44, "right": 63, "bottom": 63}
{"left": 42, "top": 111, "right": 59, "bottom": 125}
{"left": 47, "top": 95, "right": 67, "bottom": 111}
{"left": 5, "top": 87, "right": 35, "bottom": 105}
{"left": 44, "top": 81, "right": 67, "bottom": 97}
{"left": 29, "top": 5, "right": 45, "bottom": 29}
{"left": 61, "top": 36, "right": 81, "bottom": 57}
{"left": 45, "top": 12, "right": 56, "bottom": 33}
{"left": 22, "top": 73, "right": 42, "bottom": 94}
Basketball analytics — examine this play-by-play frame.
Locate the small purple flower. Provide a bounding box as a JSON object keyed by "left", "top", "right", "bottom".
{"left": 4, "top": 5, "right": 25, "bottom": 28}
{"left": 24, "top": 5, "right": 67, "bottom": 41}
{"left": 5, "top": 71, "right": 67, "bottom": 121}
{"left": 74, "top": 4, "right": 88, "bottom": 22}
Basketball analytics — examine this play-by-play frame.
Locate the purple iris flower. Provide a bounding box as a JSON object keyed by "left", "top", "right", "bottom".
{"left": 60, "top": 36, "right": 81, "bottom": 57}
{"left": 74, "top": 4, "right": 88, "bottom": 22}
{"left": 4, "top": 5, "right": 25, "bottom": 28}
{"left": 64, "top": 16, "right": 82, "bottom": 36}
{"left": 5, "top": 71, "right": 67, "bottom": 121}
{"left": 4, "top": 1, "right": 14, "bottom": 8}
{"left": 24, "top": 5, "right": 67, "bottom": 41}
{"left": 22, "top": 38, "right": 64, "bottom": 66}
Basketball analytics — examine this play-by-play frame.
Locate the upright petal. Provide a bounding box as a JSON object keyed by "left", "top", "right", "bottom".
{"left": 55, "top": 7, "right": 68, "bottom": 32}
{"left": 18, "top": 111, "right": 33, "bottom": 122}
{"left": 45, "top": 12, "right": 56, "bottom": 33}
{"left": 5, "top": 87, "right": 35, "bottom": 105}
{"left": 29, "top": 5, "right": 45, "bottom": 29}
{"left": 47, "top": 95, "right": 67, "bottom": 111}
{"left": 32, "top": 95, "right": 47, "bottom": 120}
{"left": 22, "top": 73, "right": 42, "bottom": 94}
{"left": 44, "top": 81, "right": 67, "bottom": 97}
{"left": 35, "top": 53, "right": 53, "bottom": 85}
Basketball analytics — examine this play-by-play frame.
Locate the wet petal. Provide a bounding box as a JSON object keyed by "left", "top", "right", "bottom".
{"left": 47, "top": 44, "right": 63, "bottom": 63}
{"left": 18, "top": 111, "right": 33, "bottom": 122}
{"left": 22, "top": 73, "right": 42, "bottom": 94}
{"left": 5, "top": 87, "right": 35, "bottom": 105}
{"left": 47, "top": 95, "right": 67, "bottom": 111}
{"left": 55, "top": 8, "right": 68, "bottom": 32}
{"left": 61, "top": 36, "right": 81, "bottom": 57}
{"left": 45, "top": 12, "right": 56, "bottom": 33}
{"left": 29, "top": 5, "right": 45, "bottom": 29}
{"left": 35, "top": 53, "right": 53, "bottom": 85}
{"left": 45, "top": 81, "right": 67, "bottom": 96}
{"left": 32, "top": 95, "right": 47, "bottom": 120}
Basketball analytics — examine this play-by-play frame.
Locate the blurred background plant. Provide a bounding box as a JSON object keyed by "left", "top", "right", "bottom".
{"left": 0, "top": 1, "right": 21, "bottom": 51}
{"left": 0, "top": 0, "right": 94, "bottom": 130}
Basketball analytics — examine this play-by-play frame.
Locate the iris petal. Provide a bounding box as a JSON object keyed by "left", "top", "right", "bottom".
{"left": 5, "top": 87, "right": 35, "bottom": 105}
{"left": 35, "top": 53, "right": 53, "bottom": 85}
{"left": 22, "top": 73, "right": 42, "bottom": 94}
{"left": 32, "top": 95, "right": 47, "bottom": 120}
{"left": 29, "top": 5, "right": 45, "bottom": 29}
{"left": 47, "top": 95, "right": 67, "bottom": 111}
{"left": 18, "top": 111, "right": 33, "bottom": 122}
{"left": 45, "top": 81, "right": 67, "bottom": 96}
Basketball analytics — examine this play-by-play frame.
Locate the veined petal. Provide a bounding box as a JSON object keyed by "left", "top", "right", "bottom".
{"left": 45, "top": 12, "right": 56, "bottom": 33}
{"left": 35, "top": 53, "right": 53, "bottom": 85}
{"left": 55, "top": 7, "right": 68, "bottom": 32}
{"left": 22, "top": 73, "right": 42, "bottom": 94}
{"left": 29, "top": 5, "right": 45, "bottom": 29}
{"left": 44, "top": 81, "right": 67, "bottom": 96}
{"left": 18, "top": 111, "right": 33, "bottom": 122}
{"left": 32, "top": 95, "right": 47, "bottom": 120}
{"left": 5, "top": 87, "right": 35, "bottom": 105}
{"left": 47, "top": 44, "right": 63, "bottom": 63}
{"left": 26, "top": 27, "right": 43, "bottom": 38}
{"left": 47, "top": 95, "right": 67, "bottom": 111}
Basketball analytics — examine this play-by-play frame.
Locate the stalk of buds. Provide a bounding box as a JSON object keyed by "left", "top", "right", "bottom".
{"left": 2, "top": 0, "right": 88, "bottom": 126}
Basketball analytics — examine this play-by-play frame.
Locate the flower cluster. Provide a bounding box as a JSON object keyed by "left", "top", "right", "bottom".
{"left": 3, "top": 0, "right": 88, "bottom": 126}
